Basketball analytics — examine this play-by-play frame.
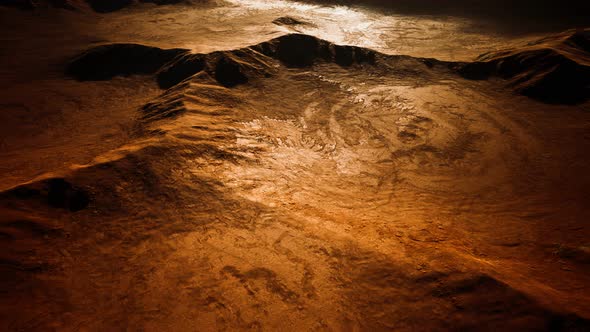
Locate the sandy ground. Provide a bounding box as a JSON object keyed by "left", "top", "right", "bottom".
{"left": 0, "top": 1, "right": 589, "bottom": 331}
{"left": 0, "top": 0, "right": 545, "bottom": 188}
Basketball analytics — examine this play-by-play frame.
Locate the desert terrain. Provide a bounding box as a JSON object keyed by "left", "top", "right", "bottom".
{"left": 0, "top": 1, "right": 589, "bottom": 331}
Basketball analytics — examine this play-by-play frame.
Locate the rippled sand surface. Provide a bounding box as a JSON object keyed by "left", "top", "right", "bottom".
{"left": 1, "top": 1, "right": 589, "bottom": 331}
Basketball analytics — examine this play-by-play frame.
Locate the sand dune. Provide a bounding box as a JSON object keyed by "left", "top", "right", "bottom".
{"left": 1, "top": 1, "right": 590, "bottom": 330}
{"left": 458, "top": 29, "right": 590, "bottom": 104}
{"left": 2, "top": 29, "right": 590, "bottom": 330}
{"left": 68, "top": 31, "right": 589, "bottom": 104}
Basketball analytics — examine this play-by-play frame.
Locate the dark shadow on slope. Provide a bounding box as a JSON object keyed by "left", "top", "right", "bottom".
{"left": 259, "top": 34, "right": 376, "bottom": 68}
{"left": 0, "top": 0, "right": 80, "bottom": 10}
{"left": 457, "top": 29, "right": 590, "bottom": 104}
{"left": 66, "top": 43, "right": 188, "bottom": 80}
{"left": 341, "top": 252, "right": 590, "bottom": 331}
{"left": 429, "top": 273, "right": 590, "bottom": 331}
{"left": 85, "top": 0, "right": 132, "bottom": 12}
{"left": 86, "top": 0, "right": 213, "bottom": 13}
{"left": 157, "top": 54, "right": 206, "bottom": 88}
{"left": 68, "top": 32, "right": 588, "bottom": 104}
{"left": 0, "top": 0, "right": 39, "bottom": 10}
{"left": 3, "top": 178, "right": 89, "bottom": 212}
{"left": 214, "top": 56, "right": 249, "bottom": 87}
{"left": 66, "top": 34, "right": 383, "bottom": 90}
{"left": 276, "top": 34, "right": 324, "bottom": 67}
